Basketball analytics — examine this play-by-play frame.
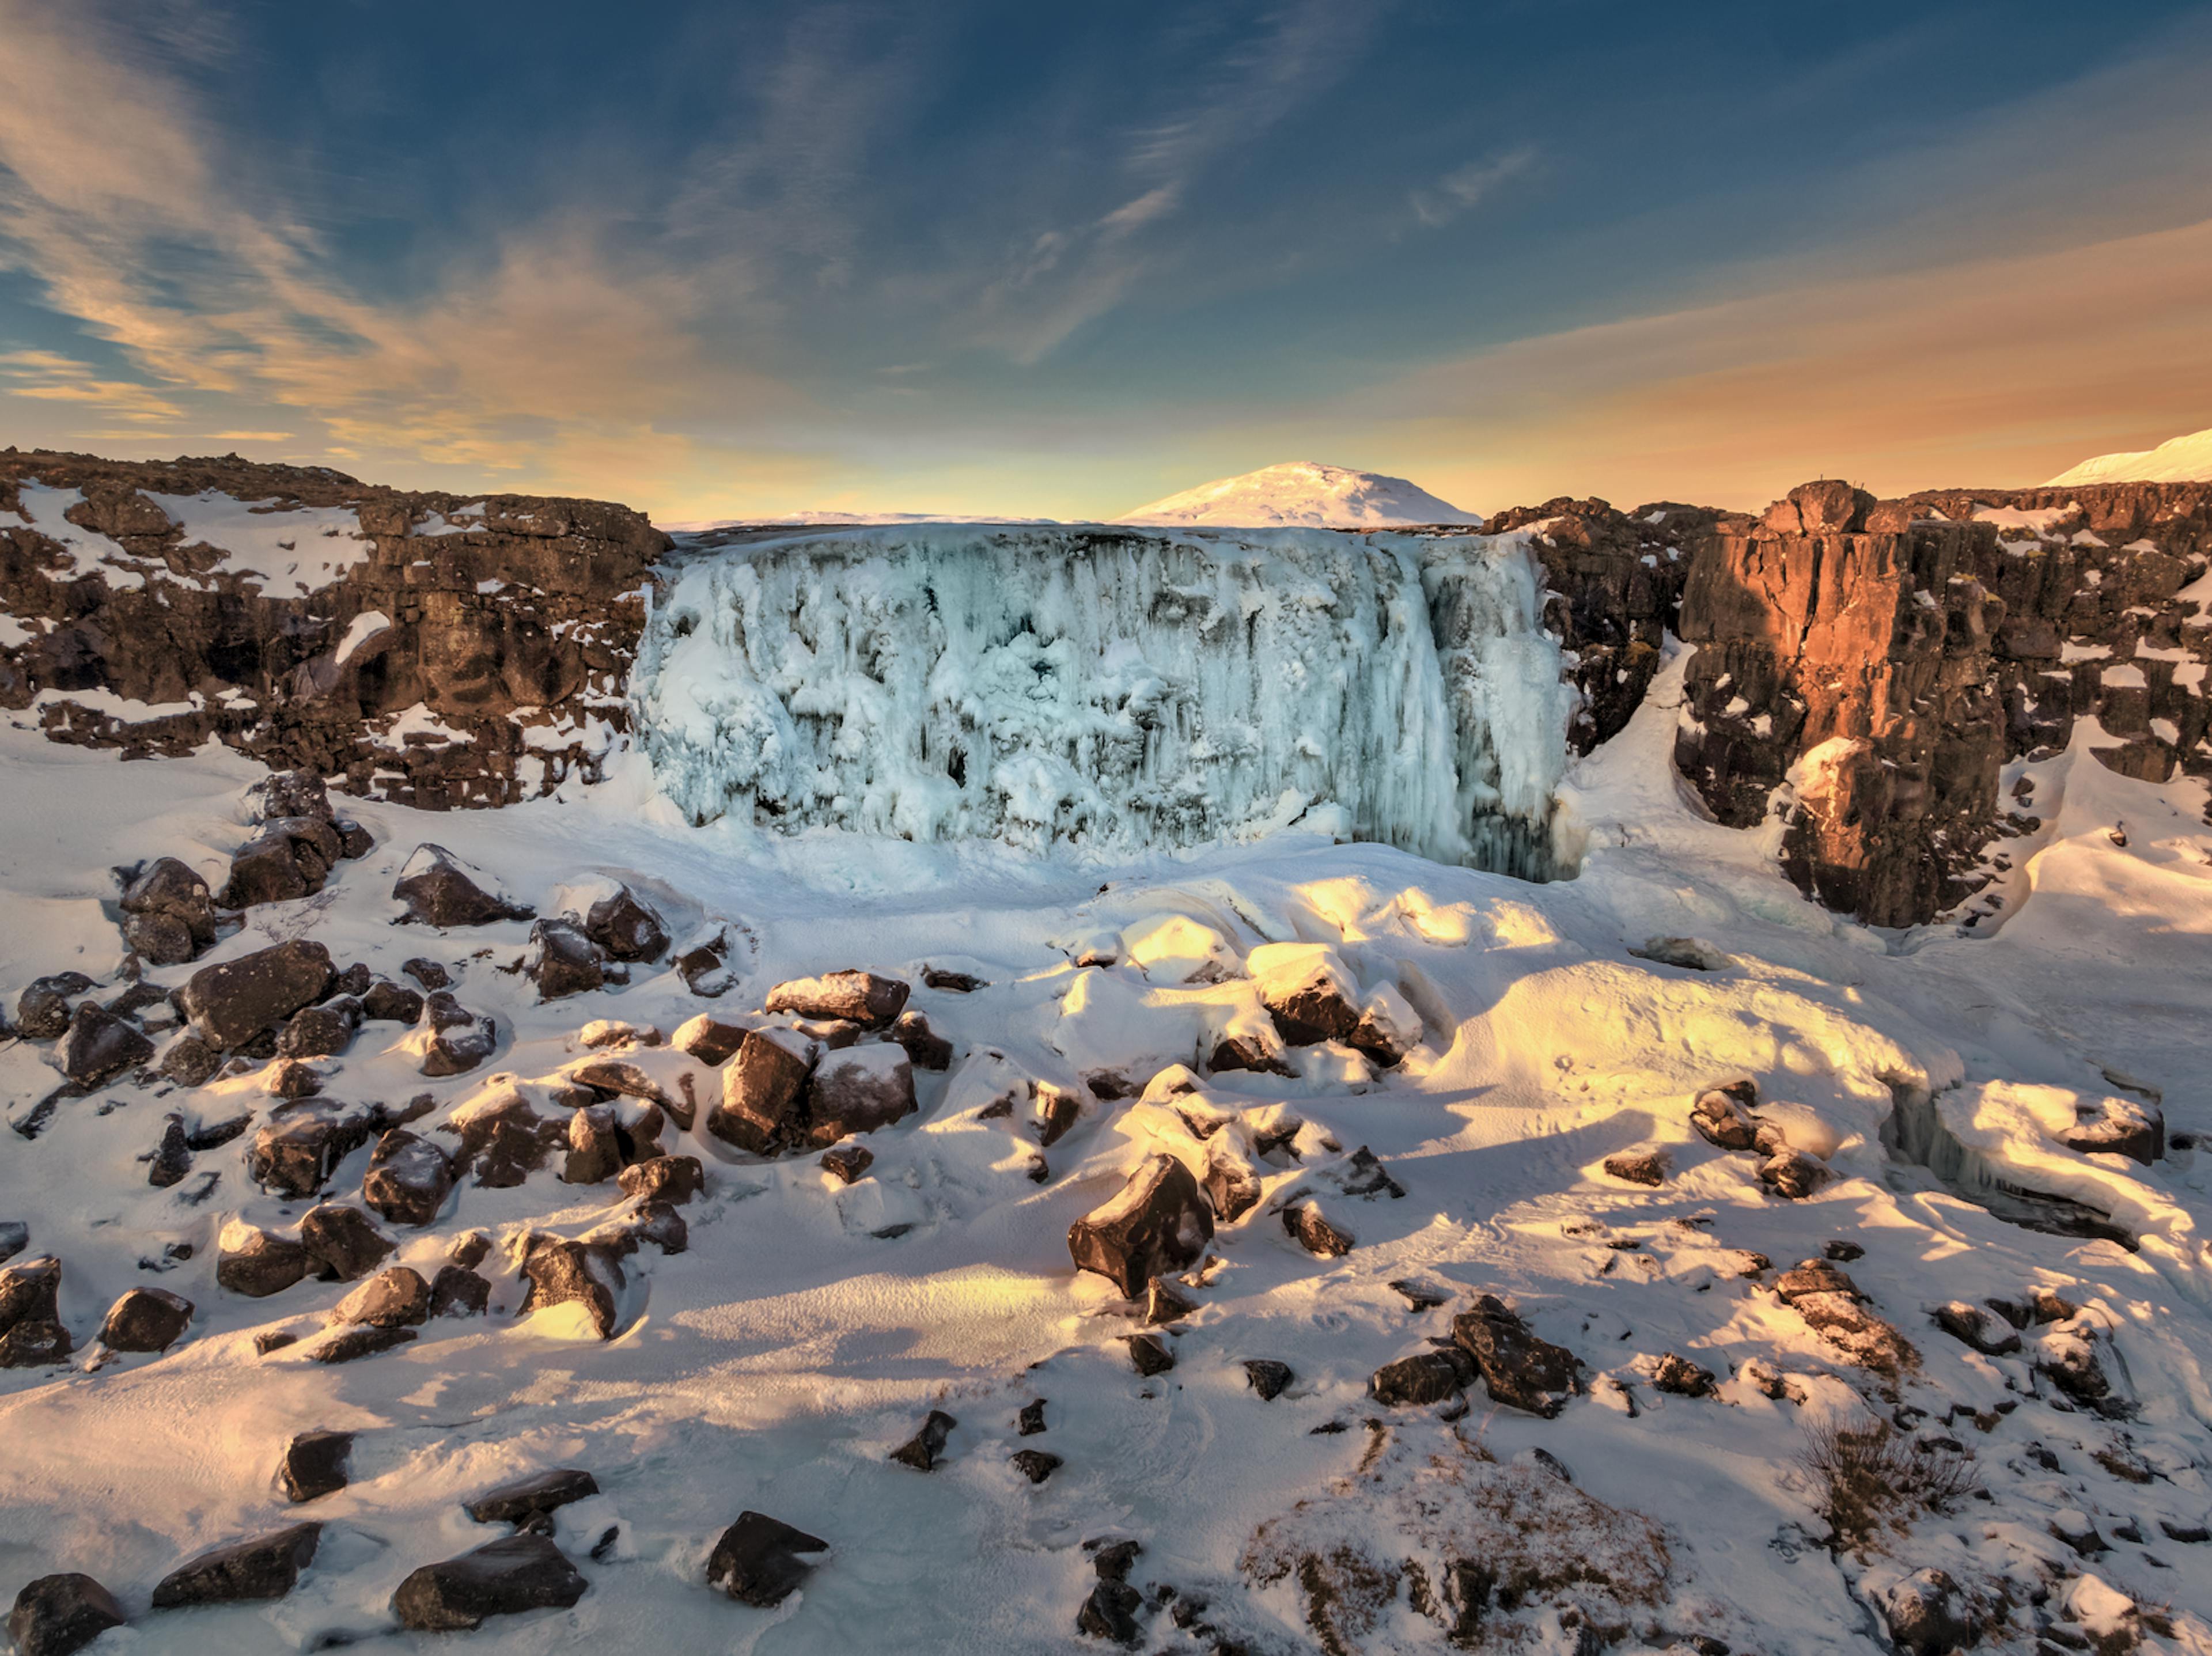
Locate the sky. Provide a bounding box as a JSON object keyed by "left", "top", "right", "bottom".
{"left": 2, "top": 0, "right": 2210, "bottom": 523}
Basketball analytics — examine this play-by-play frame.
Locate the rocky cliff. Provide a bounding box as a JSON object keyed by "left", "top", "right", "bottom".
{"left": 0, "top": 449, "right": 667, "bottom": 808}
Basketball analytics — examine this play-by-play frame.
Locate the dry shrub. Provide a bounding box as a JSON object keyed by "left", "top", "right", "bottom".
{"left": 1797, "top": 1417, "right": 1979, "bottom": 1554}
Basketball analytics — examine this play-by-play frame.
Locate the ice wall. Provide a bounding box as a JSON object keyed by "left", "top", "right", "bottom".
{"left": 632, "top": 525, "right": 1577, "bottom": 876}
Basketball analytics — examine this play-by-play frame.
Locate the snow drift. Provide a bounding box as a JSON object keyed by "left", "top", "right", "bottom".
{"left": 632, "top": 524, "right": 1574, "bottom": 876}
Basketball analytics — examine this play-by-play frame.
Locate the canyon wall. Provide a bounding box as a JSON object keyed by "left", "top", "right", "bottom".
{"left": 0, "top": 449, "right": 666, "bottom": 808}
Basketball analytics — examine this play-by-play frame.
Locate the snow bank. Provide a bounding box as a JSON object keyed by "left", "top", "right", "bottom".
{"left": 634, "top": 524, "right": 1574, "bottom": 876}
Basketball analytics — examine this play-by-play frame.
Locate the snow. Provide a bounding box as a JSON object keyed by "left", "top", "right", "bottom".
{"left": 0, "top": 632, "right": 2208, "bottom": 1651}
{"left": 2048, "top": 424, "right": 2212, "bottom": 484}
{"left": 6, "top": 483, "right": 156, "bottom": 590}
{"left": 331, "top": 612, "right": 393, "bottom": 668}
{"left": 147, "top": 492, "right": 372, "bottom": 593}
{"left": 1114, "top": 461, "right": 1480, "bottom": 528}
{"left": 1972, "top": 504, "right": 2075, "bottom": 539}
{"left": 635, "top": 524, "right": 1571, "bottom": 876}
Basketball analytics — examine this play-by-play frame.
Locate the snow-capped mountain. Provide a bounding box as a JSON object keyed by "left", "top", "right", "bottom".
{"left": 1113, "top": 460, "right": 1480, "bottom": 528}
{"left": 2047, "top": 424, "right": 2212, "bottom": 484}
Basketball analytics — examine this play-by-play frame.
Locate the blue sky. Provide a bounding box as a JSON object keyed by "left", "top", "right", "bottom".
{"left": 2, "top": 0, "right": 2210, "bottom": 518}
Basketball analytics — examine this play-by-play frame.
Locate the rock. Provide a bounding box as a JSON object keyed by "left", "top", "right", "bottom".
{"left": 279, "top": 1430, "right": 354, "bottom": 1503}
{"left": 97, "top": 1287, "right": 193, "bottom": 1352}
{"left": 1200, "top": 1140, "right": 1263, "bottom": 1223}
{"left": 147, "top": 1115, "right": 192, "bottom": 1187}
{"left": 890, "top": 1409, "right": 957, "bottom": 1471}
{"left": 673, "top": 1014, "right": 749, "bottom": 1066}
{"left": 564, "top": 1105, "right": 623, "bottom": 1185}
{"left": 888, "top": 1009, "right": 953, "bottom": 1071}
{"left": 589, "top": 1200, "right": 688, "bottom": 1257}
{"left": 121, "top": 856, "right": 217, "bottom": 956}
{"left": 219, "top": 816, "right": 346, "bottom": 908}
{"left": 1209, "top": 1028, "right": 1294, "bottom": 1077}
{"left": 1144, "top": 1276, "right": 1195, "bottom": 1325}
{"left": 249, "top": 1098, "right": 379, "bottom": 1198}
{"left": 819, "top": 1143, "right": 873, "bottom": 1184}
{"left": 764, "top": 969, "right": 910, "bottom": 1028}
{"left": 402, "top": 957, "right": 451, "bottom": 990}
{"left": 1452, "top": 1296, "right": 1580, "bottom": 1417}
{"left": 391, "top": 1533, "right": 588, "bottom": 1631}
{"left": 706, "top": 1511, "right": 830, "bottom": 1607}
{"left": 526, "top": 918, "right": 604, "bottom": 1001}
{"left": 1335, "top": 1146, "right": 1405, "bottom": 1200}
{"left": 392, "top": 844, "right": 533, "bottom": 927}
{"left": 150, "top": 1523, "right": 321, "bottom": 1607}
{"left": 1793, "top": 1291, "right": 1918, "bottom": 1376}
{"left": 2059, "top": 1097, "right": 2164, "bottom": 1165}
{"left": 1078, "top": 1579, "right": 1144, "bottom": 1646}
{"left": 1652, "top": 1352, "right": 1715, "bottom": 1397}
{"left": 13, "top": 973, "right": 95, "bottom": 1040}
{"left": 276, "top": 1001, "right": 357, "bottom": 1059}
{"left": 1758, "top": 1149, "right": 1831, "bottom": 1200}
{"left": 519, "top": 1237, "right": 623, "bottom": 1339}
{"left": 159, "top": 1032, "right": 221, "bottom": 1085}
{"left": 1628, "top": 936, "right": 1732, "bottom": 971}
{"left": 618, "top": 1155, "right": 703, "bottom": 1205}
{"left": 419, "top": 991, "right": 497, "bottom": 1076}
{"left": 922, "top": 967, "right": 985, "bottom": 992}
{"left": 673, "top": 930, "right": 734, "bottom": 997}
{"left": 1774, "top": 1259, "right": 1861, "bottom": 1303}
{"left": 1603, "top": 1149, "right": 1669, "bottom": 1187}
{"left": 0, "top": 1221, "right": 24, "bottom": 1264}
{"left": 1824, "top": 1239, "right": 1865, "bottom": 1261}
{"left": 1690, "top": 1081, "right": 1760, "bottom": 1151}
{"left": 333, "top": 1265, "right": 430, "bottom": 1328}
{"left": 243, "top": 769, "right": 339, "bottom": 828}
{"left": 299, "top": 1203, "right": 396, "bottom": 1281}
{"left": 180, "top": 939, "right": 334, "bottom": 1050}
{"left": 1933, "top": 1301, "right": 2021, "bottom": 1356}
{"left": 1368, "top": 1348, "right": 1474, "bottom": 1406}
{"left": 54, "top": 1000, "right": 153, "bottom": 1086}
{"left": 466, "top": 1468, "right": 601, "bottom": 1527}
{"left": 2037, "top": 1328, "right": 2116, "bottom": 1409}
{"left": 1250, "top": 943, "right": 1362, "bottom": 1046}
{"left": 360, "top": 979, "right": 424, "bottom": 1024}
{"left": 1244, "top": 1359, "right": 1294, "bottom": 1400}
{"left": 1349, "top": 984, "right": 1421, "bottom": 1067}
{"left": 583, "top": 885, "right": 668, "bottom": 962}
{"left": 123, "top": 910, "right": 196, "bottom": 964}
{"left": 805, "top": 1044, "right": 916, "bottom": 1145}
{"left": 1126, "top": 1333, "right": 1175, "bottom": 1376}
{"left": 0, "top": 1254, "right": 62, "bottom": 1332}
{"left": 429, "top": 1264, "right": 491, "bottom": 1318}
{"left": 217, "top": 1221, "right": 310, "bottom": 1298}
{"left": 448, "top": 1093, "right": 564, "bottom": 1185}
{"left": 362, "top": 1129, "right": 454, "bottom": 1227}
{"left": 1283, "top": 1201, "right": 1354, "bottom": 1257}
{"left": 0, "top": 1318, "right": 73, "bottom": 1367}
{"left": 568, "top": 1057, "right": 675, "bottom": 1111}
{"left": 312, "top": 1324, "right": 418, "bottom": 1363}
{"left": 7, "top": 1572, "right": 126, "bottom": 1656}
{"left": 1012, "top": 1449, "right": 1062, "bottom": 1484}
{"left": 1033, "top": 1082, "right": 1083, "bottom": 1148}
{"left": 708, "top": 1028, "right": 815, "bottom": 1154}
{"left": 1387, "top": 1278, "right": 1450, "bottom": 1312}
{"left": 1017, "top": 1399, "right": 1047, "bottom": 1435}
{"left": 1067, "top": 1153, "right": 1216, "bottom": 1298}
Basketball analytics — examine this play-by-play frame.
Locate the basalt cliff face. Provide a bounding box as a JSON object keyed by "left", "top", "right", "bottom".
{"left": 1, "top": 448, "right": 2204, "bottom": 929}
{"left": 0, "top": 449, "right": 667, "bottom": 808}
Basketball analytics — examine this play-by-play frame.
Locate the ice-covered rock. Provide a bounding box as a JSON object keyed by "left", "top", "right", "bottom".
{"left": 635, "top": 524, "right": 1571, "bottom": 874}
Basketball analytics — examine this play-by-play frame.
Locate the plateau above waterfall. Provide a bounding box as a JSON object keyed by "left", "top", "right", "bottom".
{"left": 632, "top": 524, "right": 1574, "bottom": 875}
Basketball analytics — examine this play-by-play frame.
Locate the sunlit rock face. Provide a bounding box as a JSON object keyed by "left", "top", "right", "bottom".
{"left": 634, "top": 524, "right": 1578, "bottom": 877}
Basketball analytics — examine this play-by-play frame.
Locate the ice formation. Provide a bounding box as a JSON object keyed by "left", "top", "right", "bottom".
{"left": 632, "top": 524, "right": 1575, "bottom": 875}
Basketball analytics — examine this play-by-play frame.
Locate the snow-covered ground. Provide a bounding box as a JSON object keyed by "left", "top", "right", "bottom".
{"left": 2048, "top": 426, "right": 2212, "bottom": 485}
{"left": 1115, "top": 463, "right": 1481, "bottom": 529}
{"left": 1, "top": 642, "right": 2208, "bottom": 1654}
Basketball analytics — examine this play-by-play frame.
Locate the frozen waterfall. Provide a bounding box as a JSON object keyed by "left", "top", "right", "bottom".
{"left": 632, "top": 524, "right": 1577, "bottom": 877}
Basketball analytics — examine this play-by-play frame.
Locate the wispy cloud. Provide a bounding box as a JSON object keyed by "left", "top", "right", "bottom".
{"left": 0, "top": 348, "right": 183, "bottom": 422}
{"left": 1411, "top": 145, "right": 1537, "bottom": 228}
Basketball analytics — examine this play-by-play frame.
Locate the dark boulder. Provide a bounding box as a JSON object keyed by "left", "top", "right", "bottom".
{"left": 1144, "top": 1276, "right": 1195, "bottom": 1325}
{"left": 13, "top": 973, "right": 95, "bottom": 1041}
{"left": 706, "top": 1511, "right": 828, "bottom": 1608}
{"left": 219, "top": 816, "right": 345, "bottom": 908}
{"left": 120, "top": 856, "right": 216, "bottom": 962}
{"left": 1012, "top": 1449, "right": 1062, "bottom": 1484}
{"left": 1603, "top": 1150, "right": 1669, "bottom": 1187}
{"left": 1283, "top": 1201, "right": 1354, "bottom": 1258}
{"left": 147, "top": 1115, "right": 192, "bottom": 1188}
{"left": 618, "top": 1155, "right": 703, "bottom": 1206}
{"left": 1200, "top": 1143, "right": 1263, "bottom": 1224}
{"left": 429, "top": 1264, "right": 491, "bottom": 1318}
{"left": 361, "top": 1129, "right": 453, "bottom": 1227}
{"left": 1078, "top": 1579, "right": 1144, "bottom": 1646}
{"left": 519, "top": 1238, "right": 623, "bottom": 1339}
{"left": 54, "top": 999, "right": 154, "bottom": 1086}
{"left": 447, "top": 1094, "right": 565, "bottom": 1186}
{"left": 819, "top": 1143, "right": 873, "bottom": 1184}
{"left": 360, "top": 979, "right": 424, "bottom": 1024}
{"left": 2059, "top": 1097, "right": 2164, "bottom": 1165}
{"left": 804, "top": 1045, "right": 915, "bottom": 1146}
{"left": 0, "top": 1318, "right": 73, "bottom": 1367}
{"left": 1451, "top": 1296, "right": 1580, "bottom": 1417}
{"left": 764, "top": 970, "right": 909, "bottom": 1028}
{"left": 249, "top": 1098, "right": 379, "bottom": 1198}
{"left": 1069, "top": 1154, "right": 1215, "bottom": 1298}
{"left": 180, "top": 939, "right": 334, "bottom": 1050}
{"left": 708, "top": 1028, "right": 815, "bottom": 1154}
{"left": 7, "top": 1574, "right": 126, "bottom": 1656}
{"left": 563, "top": 1105, "right": 623, "bottom": 1185}
{"left": 465, "top": 1468, "right": 601, "bottom": 1528}
{"left": 1126, "top": 1333, "right": 1176, "bottom": 1375}
{"left": 150, "top": 1523, "right": 321, "bottom": 1607}
{"left": 158, "top": 1032, "right": 221, "bottom": 1086}
{"left": 1880, "top": 1568, "right": 1976, "bottom": 1656}
{"left": 583, "top": 886, "right": 668, "bottom": 962}
{"left": 525, "top": 919, "right": 604, "bottom": 1001}
{"left": 1758, "top": 1148, "right": 1831, "bottom": 1200}
{"left": 1244, "top": 1359, "right": 1294, "bottom": 1400}
{"left": 333, "top": 1265, "right": 430, "bottom": 1328}
{"left": 1690, "top": 1082, "right": 1760, "bottom": 1151}
{"left": 889, "top": 1409, "right": 957, "bottom": 1471}
{"left": 673, "top": 1013, "right": 749, "bottom": 1066}
{"left": 418, "top": 991, "right": 497, "bottom": 1077}
{"left": 279, "top": 1430, "right": 354, "bottom": 1503}
{"left": 276, "top": 1001, "right": 357, "bottom": 1059}
{"left": 312, "top": 1325, "right": 418, "bottom": 1364}
{"left": 1652, "top": 1352, "right": 1715, "bottom": 1397}
{"left": 402, "top": 957, "right": 451, "bottom": 990}
{"left": 0, "top": 1254, "right": 62, "bottom": 1332}
{"left": 1933, "top": 1301, "right": 2021, "bottom": 1356}
{"left": 217, "top": 1222, "right": 310, "bottom": 1298}
{"left": 1257, "top": 953, "right": 1361, "bottom": 1047}
{"left": 1368, "top": 1348, "right": 1474, "bottom": 1407}
{"left": 888, "top": 1010, "right": 953, "bottom": 1071}
{"left": 0, "top": 1221, "right": 24, "bottom": 1264}
{"left": 97, "top": 1287, "right": 193, "bottom": 1352}
{"left": 299, "top": 1203, "right": 395, "bottom": 1281}
{"left": 392, "top": 844, "right": 533, "bottom": 927}
{"left": 391, "top": 1533, "right": 588, "bottom": 1631}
